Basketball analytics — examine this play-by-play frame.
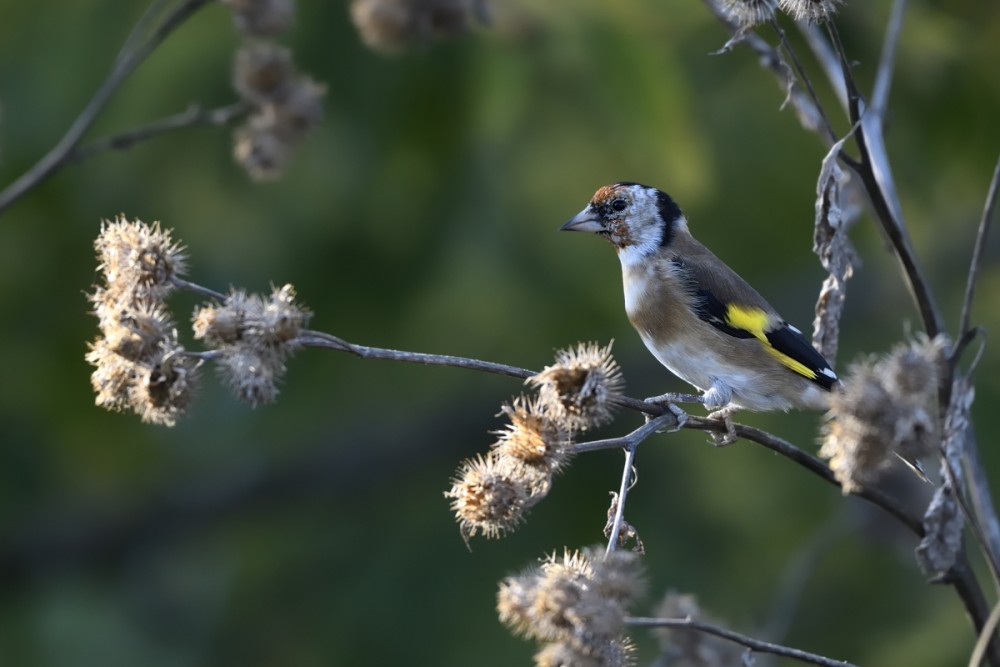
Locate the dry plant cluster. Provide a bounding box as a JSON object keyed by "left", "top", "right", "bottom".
{"left": 1, "top": 0, "right": 999, "bottom": 666}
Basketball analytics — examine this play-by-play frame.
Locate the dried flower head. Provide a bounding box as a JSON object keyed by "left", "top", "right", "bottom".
{"left": 446, "top": 452, "right": 530, "bottom": 540}
{"left": 820, "top": 335, "right": 947, "bottom": 493}
{"left": 86, "top": 330, "right": 199, "bottom": 426}
{"left": 215, "top": 346, "right": 285, "bottom": 408}
{"left": 266, "top": 78, "right": 326, "bottom": 144}
{"left": 497, "top": 547, "right": 643, "bottom": 664}
{"left": 778, "top": 0, "right": 843, "bottom": 23}
{"left": 349, "top": 0, "right": 487, "bottom": 55}
{"left": 249, "top": 284, "right": 311, "bottom": 344}
{"left": 233, "top": 113, "right": 293, "bottom": 181}
{"left": 97, "top": 298, "right": 175, "bottom": 362}
{"left": 719, "top": 0, "right": 777, "bottom": 28}
{"left": 232, "top": 76, "right": 325, "bottom": 181}
{"left": 233, "top": 43, "right": 296, "bottom": 106}
{"left": 222, "top": 0, "right": 295, "bottom": 37}
{"left": 88, "top": 339, "right": 141, "bottom": 413}
{"left": 533, "top": 636, "right": 636, "bottom": 667}
{"left": 94, "top": 216, "right": 187, "bottom": 299}
{"left": 654, "top": 591, "right": 743, "bottom": 665}
{"left": 132, "top": 343, "right": 201, "bottom": 426}
{"left": 528, "top": 342, "right": 624, "bottom": 431}
{"left": 494, "top": 395, "right": 572, "bottom": 480}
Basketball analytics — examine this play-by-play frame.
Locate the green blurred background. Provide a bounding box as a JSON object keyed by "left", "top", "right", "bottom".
{"left": 0, "top": 0, "right": 998, "bottom": 664}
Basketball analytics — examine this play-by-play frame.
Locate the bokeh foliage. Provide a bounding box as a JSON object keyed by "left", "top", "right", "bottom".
{"left": 0, "top": 1, "right": 998, "bottom": 665}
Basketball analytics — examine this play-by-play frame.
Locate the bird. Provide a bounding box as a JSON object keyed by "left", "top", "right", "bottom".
{"left": 561, "top": 182, "right": 840, "bottom": 426}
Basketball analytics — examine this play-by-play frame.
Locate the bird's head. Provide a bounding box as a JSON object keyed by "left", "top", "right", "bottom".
{"left": 561, "top": 182, "right": 685, "bottom": 255}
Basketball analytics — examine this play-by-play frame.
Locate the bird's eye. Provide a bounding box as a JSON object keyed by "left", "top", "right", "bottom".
{"left": 611, "top": 199, "right": 627, "bottom": 212}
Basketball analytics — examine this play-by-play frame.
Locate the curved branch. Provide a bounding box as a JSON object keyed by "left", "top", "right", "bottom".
{"left": 0, "top": 0, "right": 215, "bottom": 216}
{"left": 69, "top": 101, "right": 250, "bottom": 164}
{"left": 627, "top": 616, "right": 859, "bottom": 667}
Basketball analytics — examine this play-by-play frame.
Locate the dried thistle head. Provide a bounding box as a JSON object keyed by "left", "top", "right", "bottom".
{"left": 445, "top": 452, "right": 530, "bottom": 540}
{"left": 349, "top": 0, "right": 488, "bottom": 55}
{"left": 719, "top": 0, "right": 777, "bottom": 28}
{"left": 248, "top": 284, "right": 312, "bottom": 345}
{"left": 233, "top": 43, "right": 296, "bottom": 105}
{"left": 494, "top": 395, "right": 572, "bottom": 479}
{"left": 222, "top": 0, "right": 295, "bottom": 37}
{"left": 533, "top": 636, "right": 636, "bottom": 667}
{"left": 654, "top": 591, "right": 743, "bottom": 665}
{"left": 87, "top": 333, "right": 199, "bottom": 426}
{"left": 215, "top": 346, "right": 285, "bottom": 408}
{"left": 94, "top": 216, "right": 187, "bottom": 300}
{"left": 778, "top": 0, "right": 843, "bottom": 23}
{"left": 132, "top": 343, "right": 201, "bottom": 426}
{"left": 528, "top": 342, "right": 624, "bottom": 432}
{"left": 233, "top": 113, "right": 293, "bottom": 181}
{"left": 820, "top": 335, "right": 947, "bottom": 493}
{"left": 497, "top": 547, "right": 643, "bottom": 663}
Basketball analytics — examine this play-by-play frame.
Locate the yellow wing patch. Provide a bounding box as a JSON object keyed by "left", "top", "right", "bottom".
{"left": 724, "top": 304, "right": 818, "bottom": 380}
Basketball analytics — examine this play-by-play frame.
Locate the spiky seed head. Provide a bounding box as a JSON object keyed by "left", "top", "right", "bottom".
{"left": 87, "top": 339, "right": 140, "bottom": 412}
{"left": 778, "top": 0, "right": 844, "bottom": 23}
{"left": 222, "top": 0, "right": 295, "bottom": 37}
{"left": 233, "top": 113, "right": 292, "bottom": 181}
{"left": 498, "top": 547, "right": 643, "bottom": 663}
{"left": 720, "top": 0, "right": 777, "bottom": 28}
{"left": 820, "top": 336, "right": 946, "bottom": 493}
{"left": 94, "top": 216, "right": 187, "bottom": 299}
{"left": 216, "top": 346, "right": 284, "bottom": 408}
{"left": 132, "top": 343, "right": 200, "bottom": 426}
{"left": 529, "top": 341, "right": 624, "bottom": 431}
{"left": 349, "top": 0, "right": 487, "bottom": 55}
{"left": 446, "top": 452, "right": 530, "bottom": 540}
{"left": 233, "top": 42, "right": 295, "bottom": 105}
{"left": 494, "top": 395, "right": 572, "bottom": 479}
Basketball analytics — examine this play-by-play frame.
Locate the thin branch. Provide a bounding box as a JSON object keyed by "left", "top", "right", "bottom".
{"left": 627, "top": 616, "right": 859, "bottom": 667}
{"left": 606, "top": 444, "right": 638, "bottom": 554}
{"left": 871, "top": 0, "right": 907, "bottom": 117}
{"left": 297, "top": 333, "right": 537, "bottom": 381}
{"left": 172, "top": 277, "right": 228, "bottom": 301}
{"left": 0, "top": 0, "right": 214, "bottom": 216}
{"left": 825, "top": 20, "right": 945, "bottom": 338}
{"left": 958, "top": 154, "right": 1000, "bottom": 346}
{"left": 970, "top": 598, "right": 1000, "bottom": 667}
{"left": 69, "top": 101, "right": 250, "bottom": 164}
{"left": 768, "top": 17, "right": 839, "bottom": 144}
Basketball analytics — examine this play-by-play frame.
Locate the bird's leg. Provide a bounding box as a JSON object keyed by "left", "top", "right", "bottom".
{"left": 702, "top": 381, "right": 739, "bottom": 446}
{"left": 706, "top": 406, "right": 740, "bottom": 446}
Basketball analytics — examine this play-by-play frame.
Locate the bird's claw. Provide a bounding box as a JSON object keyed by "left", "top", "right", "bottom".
{"left": 644, "top": 402, "right": 688, "bottom": 433}
{"left": 706, "top": 407, "right": 739, "bottom": 446}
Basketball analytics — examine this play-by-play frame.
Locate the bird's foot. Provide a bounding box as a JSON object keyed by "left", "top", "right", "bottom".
{"left": 643, "top": 402, "right": 688, "bottom": 433}
{"left": 644, "top": 391, "right": 705, "bottom": 406}
{"left": 706, "top": 406, "right": 740, "bottom": 446}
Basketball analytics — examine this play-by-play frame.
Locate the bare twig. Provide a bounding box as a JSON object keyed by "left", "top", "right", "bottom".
{"left": 871, "top": 0, "right": 907, "bottom": 117}
{"left": 825, "top": 20, "right": 945, "bottom": 338}
{"left": 970, "top": 599, "right": 1000, "bottom": 667}
{"left": 768, "top": 17, "right": 839, "bottom": 144}
{"left": 957, "top": 154, "right": 1000, "bottom": 348}
{"left": 0, "top": 0, "right": 214, "bottom": 216}
{"left": 627, "top": 616, "right": 859, "bottom": 667}
{"left": 297, "top": 332, "right": 536, "bottom": 381}
{"left": 606, "top": 444, "right": 638, "bottom": 554}
{"left": 69, "top": 101, "right": 250, "bottom": 164}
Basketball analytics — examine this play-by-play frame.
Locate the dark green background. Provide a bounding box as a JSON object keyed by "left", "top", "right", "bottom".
{"left": 0, "top": 1, "right": 998, "bottom": 664}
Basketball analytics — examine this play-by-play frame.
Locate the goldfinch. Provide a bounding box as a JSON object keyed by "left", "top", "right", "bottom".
{"left": 561, "top": 182, "right": 839, "bottom": 417}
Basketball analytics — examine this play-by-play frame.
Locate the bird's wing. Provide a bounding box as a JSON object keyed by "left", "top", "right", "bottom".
{"left": 670, "top": 252, "right": 839, "bottom": 390}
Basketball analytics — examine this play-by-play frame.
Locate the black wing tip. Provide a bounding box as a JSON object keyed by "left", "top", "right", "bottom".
{"left": 768, "top": 324, "right": 839, "bottom": 391}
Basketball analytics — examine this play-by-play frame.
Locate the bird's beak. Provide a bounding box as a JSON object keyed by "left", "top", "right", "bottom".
{"left": 560, "top": 207, "right": 605, "bottom": 233}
